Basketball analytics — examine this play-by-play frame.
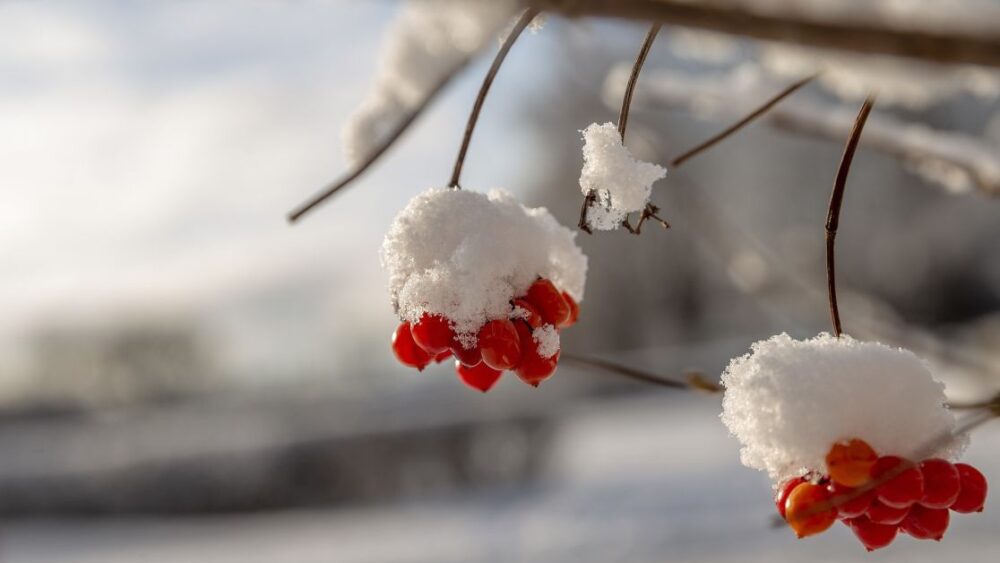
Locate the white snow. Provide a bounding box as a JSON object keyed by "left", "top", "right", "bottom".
{"left": 720, "top": 333, "right": 966, "bottom": 485}
{"left": 578, "top": 122, "right": 667, "bottom": 231}
{"left": 381, "top": 188, "right": 587, "bottom": 346}
{"left": 532, "top": 325, "right": 560, "bottom": 359}
{"left": 342, "top": 0, "right": 517, "bottom": 166}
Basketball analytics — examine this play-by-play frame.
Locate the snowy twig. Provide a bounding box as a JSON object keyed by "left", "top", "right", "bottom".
{"left": 449, "top": 8, "right": 539, "bottom": 188}
{"left": 561, "top": 353, "right": 722, "bottom": 392}
{"left": 530, "top": 0, "right": 1000, "bottom": 68}
{"left": 825, "top": 96, "right": 875, "bottom": 338}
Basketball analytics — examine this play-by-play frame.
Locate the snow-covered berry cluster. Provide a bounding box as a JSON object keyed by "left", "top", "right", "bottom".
{"left": 382, "top": 188, "right": 587, "bottom": 391}
{"left": 776, "top": 437, "right": 989, "bottom": 550}
{"left": 722, "top": 333, "right": 987, "bottom": 550}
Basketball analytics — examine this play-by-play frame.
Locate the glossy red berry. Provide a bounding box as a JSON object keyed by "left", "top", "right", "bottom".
{"left": 411, "top": 314, "right": 453, "bottom": 355}
{"left": 871, "top": 456, "right": 924, "bottom": 508}
{"left": 900, "top": 505, "right": 949, "bottom": 540}
{"left": 478, "top": 319, "right": 522, "bottom": 371}
{"left": 560, "top": 291, "right": 580, "bottom": 328}
{"left": 918, "top": 459, "right": 961, "bottom": 509}
{"left": 784, "top": 482, "right": 838, "bottom": 538}
{"left": 826, "top": 439, "right": 877, "bottom": 487}
{"left": 449, "top": 336, "right": 482, "bottom": 367}
{"left": 776, "top": 477, "right": 807, "bottom": 519}
{"left": 828, "top": 481, "right": 875, "bottom": 519}
{"left": 846, "top": 516, "right": 898, "bottom": 551}
{"left": 455, "top": 360, "right": 502, "bottom": 393}
{"left": 433, "top": 349, "right": 452, "bottom": 363}
{"left": 513, "top": 321, "right": 559, "bottom": 386}
{"left": 512, "top": 298, "right": 544, "bottom": 328}
{"left": 951, "top": 463, "right": 988, "bottom": 513}
{"left": 866, "top": 499, "right": 909, "bottom": 525}
{"left": 525, "top": 279, "right": 570, "bottom": 326}
{"left": 391, "top": 322, "right": 431, "bottom": 370}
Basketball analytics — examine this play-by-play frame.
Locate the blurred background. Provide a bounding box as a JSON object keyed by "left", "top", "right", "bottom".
{"left": 2, "top": 1, "right": 1000, "bottom": 561}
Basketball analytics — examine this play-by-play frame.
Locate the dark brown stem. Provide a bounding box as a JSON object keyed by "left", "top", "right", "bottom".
{"left": 530, "top": 0, "right": 1000, "bottom": 68}
{"left": 670, "top": 74, "right": 817, "bottom": 167}
{"left": 449, "top": 8, "right": 538, "bottom": 188}
{"left": 618, "top": 23, "right": 661, "bottom": 141}
{"left": 826, "top": 96, "right": 875, "bottom": 337}
{"left": 561, "top": 353, "right": 722, "bottom": 392}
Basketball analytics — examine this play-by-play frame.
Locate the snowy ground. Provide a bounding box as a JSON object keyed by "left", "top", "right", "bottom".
{"left": 0, "top": 394, "right": 997, "bottom": 563}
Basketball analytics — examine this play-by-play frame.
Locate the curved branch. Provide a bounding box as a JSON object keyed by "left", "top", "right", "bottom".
{"left": 561, "top": 353, "right": 722, "bottom": 392}
{"left": 618, "top": 24, "right": 661, "bottom": 141}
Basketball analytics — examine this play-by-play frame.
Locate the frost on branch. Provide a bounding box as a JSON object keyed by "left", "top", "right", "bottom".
{"left": 342, "top": 0, "right": 517, "bottom": 167}
{"left": 721, "top": 333, "right": 965, "bottom": 485}
{"left": 381, "top": 188, "right": 587, "bottom": 346}
{"left": 579, "top": 122, "right": 667, "bottom": 231}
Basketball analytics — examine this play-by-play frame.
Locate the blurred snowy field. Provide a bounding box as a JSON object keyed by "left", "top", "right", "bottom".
{"left": 2, "top": 395, "right": 997, "bottom": 563}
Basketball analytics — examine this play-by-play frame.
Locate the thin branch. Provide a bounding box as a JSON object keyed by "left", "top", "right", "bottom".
{"left": 561, "top": 353, "right": 722, "bottom": 392}
{"left": 618, "top": 24, "right": 662, "bottom": 141}
{"left": 531, "top": 0, "right": 1000, "bottom": 68}
{"left": 825, "top": 96, "right": 874, "bottom": 337}
{"left": 449, "top": 8, "right": 539, "bottom": 188}
{"left": 669, "top": 74, "right": 816, "bottom": 167}
{"left": 287, "top": 71, "right": 458, "bottom": 223}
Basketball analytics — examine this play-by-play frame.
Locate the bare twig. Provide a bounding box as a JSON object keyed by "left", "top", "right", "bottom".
{"left": 561, "top": 353, "right": 722, "bottom": 392}
{"left": 531, "top": 0, "right": 1000, "bottom": 68}
{"left": 449, "top": 8, "right": 539, "bottom": 188}
{"left": 669, "top": 74, "right": 817, "bottom": 167}
{"left": 825, "top": 97, "right": 874, "bottom": 337}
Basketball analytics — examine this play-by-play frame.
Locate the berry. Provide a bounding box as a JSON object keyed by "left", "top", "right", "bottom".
{"left": 455, "top": 360, "right": 502, "bottom": 393}
{"left": 560, "top": 291, "right": 580, "bottom": 328}
{"left": 866, "top": 499, "right": 909, "bottom": 525}
{"left": 478, "top": 319, "right": 522, "bottom": 371}
{"left": 951, "top": 463, "right": 988, "bottom": 513}
{"left": 449, "top": 336, "right": 482, "bottom": 367}
{"left": 512, "top": 298, "right": 544, "bottom": 328}
{"left": 525, "top": 279, "right": 570, "bottom": 326}
{"left": 784, "top": 482, "right": 838, "bottom": 538}
{"left": 846, "top": 516, "right": 898, "bottom": 551}
{"left": 900, "top": 505, "right": 949, "bottom": 540}
{"left": 918, "top": 459, "right": 961, "bottom": 509}
{"left": 433, "top": 349, "right": 453, "bottom": 363}
{"left": 828, "top": 481, "right": 875, "bottom": 519}
{"left": 826, "top": 439, "right": 877, "bottom": 487}
{"left": 411, "top": 314, "right": 453, "bottom": 354}
{"left": 871, "top": 456, "right": 924, "bottom": 508}
{"left": 776, "top": 477, "right": 807, "bottom": 519}
{"left": 513, "top": 321, "right": 559, "bottom": 386}
{"left": 391, "top": 322, "right": 432, "bottom": 370}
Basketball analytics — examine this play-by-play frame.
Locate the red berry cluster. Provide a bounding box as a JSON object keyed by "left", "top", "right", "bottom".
{"left": 390, "top": 278, "right": 579, "bottom": 392}
{"left": 777, "top": 438, "right": 988, "bottom": 551}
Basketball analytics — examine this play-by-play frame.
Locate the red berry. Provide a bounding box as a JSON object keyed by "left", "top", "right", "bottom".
{"left": 391, "top": 322, "right": 431, "bottom": 370}
{"left": 871, "top": 456, "right": 924, "bottom": 508}
{"left": 900, "top": 505, "right": 949, "bottom": 540}
{"left": 512, "top": 298, "right": 544, "bottom": 328}
{"left": 784, "top": 482, "right": 838, "bottom": 538}
{"left": 455, "top": 360, "right": 502, "bottom": 393}
{"left": 826, "top": 439, "right": 877, "bottom": 487}
{"left": 449, "top": 336, "right": 482, "bottom": 367}
{"left": 951, "top": 463, "right": 988, "bottom": 513}
{"left": 525, "top": 279, "right": 570, "bottom": 326}
{"left": 513, "top": 321, "right": 558, "bottom": 386}
{"left": 478, "top": 319, "right": 522, "bottom": 371}
{"left": 433, "top": 349, "right": 452, "bottom": 363}
{"left": 560, "top": 291, "right": 580, "bottom": 328}
{"left": 776, "top": 477, "right": 807, "bottom": 519}
{"left": 828, "top": 481, "right": 875, "bottom": 519}
{"left": 866, "top": 499, "right": 910, "bottom": 525}
{"left": 411, "top": 314, "right": 453, "bottom": 355}
{"left": 918, "top": 459, "right": 961, "bottom": 509}
{"left": 846, "top": 516, "right": 898, "bottom": 551}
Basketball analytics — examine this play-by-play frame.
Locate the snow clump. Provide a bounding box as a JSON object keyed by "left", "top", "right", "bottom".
{"left": 579, "top": 122, "right": 667, "bottom": 230}
{"left": 721, "top": 333, "right": 965, "bottom": 485}
{"left": 381, "top": 188, "right": 587, "bottom": 347}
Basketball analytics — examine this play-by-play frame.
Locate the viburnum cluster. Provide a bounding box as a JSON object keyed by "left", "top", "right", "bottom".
{"left": 722, "top": 333, "right": 988, "bottom": 551}
{"left": 382, "top": 188, "right": 587, "bottom": 392}
{"left": 776, "top": 438, "right": 988, "bottom": 550}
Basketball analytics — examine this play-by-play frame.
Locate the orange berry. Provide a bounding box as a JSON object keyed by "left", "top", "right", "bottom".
{"left": 784, "top": 482, "right": 838, "bottom": 538}
{"left": 826, "top": 438, "right": 878, "bottom": 487}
